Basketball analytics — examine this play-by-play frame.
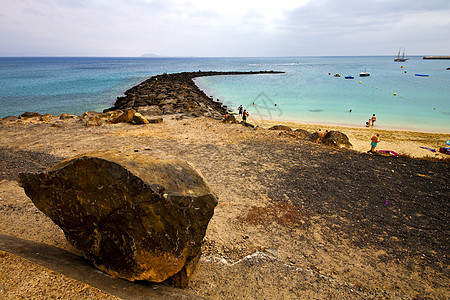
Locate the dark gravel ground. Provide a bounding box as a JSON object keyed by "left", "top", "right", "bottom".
{"left": 0, "top": 147, "right": 64, "bottom": 181}
{"left": 237, "top": 138, "right": 450, "bottom": 274}
{"left": 1, "top": 121, "right": 449, "bottom": 298}
{"left": 3, "top": 129, "right": 447, "bottom": 278}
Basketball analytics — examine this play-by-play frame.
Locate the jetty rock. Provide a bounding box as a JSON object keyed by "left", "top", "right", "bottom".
{"left": 18, "top": 150, "right": 218, "bottom": 287}
{"left": 103, "top": 71, "right": 284, "bottom": 119}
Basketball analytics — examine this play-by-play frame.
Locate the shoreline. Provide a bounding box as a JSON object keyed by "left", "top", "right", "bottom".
{"left": 244, "top": 117, "right": 450, "bottom": 159}
{"left": 246, "top": 115, "right": 450, "bottom": 134}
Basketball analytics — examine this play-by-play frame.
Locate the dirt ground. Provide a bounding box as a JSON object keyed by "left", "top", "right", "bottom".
{"left": 0, "top": 115, "right": 449, "bottom": 299}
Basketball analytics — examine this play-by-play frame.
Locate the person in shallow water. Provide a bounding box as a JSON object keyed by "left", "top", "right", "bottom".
{"left": 371, "top": 114, "right": 377, "bottom": 126}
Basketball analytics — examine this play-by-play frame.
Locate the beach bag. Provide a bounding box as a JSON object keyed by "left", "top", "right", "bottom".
{"left": 439, "top": 147, "right": 450, "bottom": 155}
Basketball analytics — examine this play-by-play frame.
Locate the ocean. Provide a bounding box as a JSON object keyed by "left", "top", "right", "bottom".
{"left": 0, "top": 56, "right": 449, "bottom": 133}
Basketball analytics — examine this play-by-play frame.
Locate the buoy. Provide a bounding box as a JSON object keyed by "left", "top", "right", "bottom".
{"left": 393, "top": 93, "right": 397, "bottom": 96}
{"left": 359, "top": 81, "right": 361, "bottom": 83}
{"left": 328, "top": 73, "right": 331, "bottom": 75}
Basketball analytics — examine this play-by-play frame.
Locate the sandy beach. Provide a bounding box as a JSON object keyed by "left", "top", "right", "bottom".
{"left": 249, "top": 118, "right": 450, "bottom": 159}
{"left": 1, "top": 113, "right": 449, "bottom": 299}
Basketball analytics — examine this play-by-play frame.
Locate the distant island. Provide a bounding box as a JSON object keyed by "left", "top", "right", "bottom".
{"left": 423, "top": 56, "right": 450, "bottom": 60}
{"left": 141, "top": 53, "right": 160, "bottom": 57}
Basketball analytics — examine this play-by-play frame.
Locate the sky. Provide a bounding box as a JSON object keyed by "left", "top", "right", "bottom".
{"left": 1, "top": 0, "right": 450, "bottom": 57}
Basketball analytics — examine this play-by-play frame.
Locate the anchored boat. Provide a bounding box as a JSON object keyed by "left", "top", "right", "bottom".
{"left": 359, "top": 71, "right": 370, "bottom": 77}
{"left": 394, "top": 48, "right": 409, "bottom": 62}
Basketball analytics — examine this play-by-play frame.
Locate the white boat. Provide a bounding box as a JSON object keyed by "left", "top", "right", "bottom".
{"left": 394, "top": 48, "right": 409, "bottom": 62}
{"left": 359, "top": 71, "right": 370, "bottom": 77}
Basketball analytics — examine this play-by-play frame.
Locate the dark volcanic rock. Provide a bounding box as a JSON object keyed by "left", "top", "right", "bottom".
{"left": 293, "top": 129, "right": 310, "bottom": 138}
{"left": 19, "top": 112, "right": 41, "bottom": 119}
{"left": 321, "top": 131, "right": 353, "bottom": 149}
{"left": 268, "top": 125, "right": 292, "bottom": 131}
{"left": 18, "top": 150, "right": 218, "bottom": 287}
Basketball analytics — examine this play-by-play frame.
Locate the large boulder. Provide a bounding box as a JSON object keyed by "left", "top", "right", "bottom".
{"left": 109, "top": 109, "right": 136, "bottom": 124}
{"left": 132, "top": 112, "right": 150, "bottom": 124}
{"left": 321, "top": 131, "right": 353, "bottom": 149}
{"left": 19, "top": 112, "right": 41, "bottom": 119}
{"left": 18, "top": 150, "right": 218, "bottom": 287}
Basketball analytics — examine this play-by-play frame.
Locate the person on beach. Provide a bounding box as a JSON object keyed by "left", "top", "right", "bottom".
{"left": 238, "top": 105, "right": 243, "bottom": 117}
{"left": 316, "top": 129, "right": 326, "bottom": 143}
{"left": 369, "top": 134, "right": 380, "bottom": 153}
{"left": 242, "top": 110, "right": 249, "bottom": 122}
{"left": 371, "top": 114, "right": 376, "bottom": 126}
{"left": 365, "top": 121, "right": 370, "bottom": 127}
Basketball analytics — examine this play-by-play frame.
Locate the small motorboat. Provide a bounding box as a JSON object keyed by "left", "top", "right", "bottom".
{"left": 359, "top": 71, "right": 370, "bottom": 77}
{"left": 345, "top": 76, "right": 354, "bottom": 79}
{"left": 334, "top": 73, "right": 340, "bottom": 77}
{"left": 415, "top": 74, "right": 429, "bottom": 77}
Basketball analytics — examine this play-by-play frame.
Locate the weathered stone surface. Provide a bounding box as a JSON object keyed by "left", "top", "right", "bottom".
{"left": 321, "top": 131, "right": 353, "bottom": 149}
{"left": 19, "top": 112, "right": 41, "bottom": 119}
{"left": 268, "top": 125, "right": 292, "bottom": 131}
{"left": 83, "top": 117, "right": 102, "bottom": 126}
{"left": 39, "top": 114, "right": 53, "bottom": 122}
{"left": 109, "top": 109, "right": 135, "bottom": 124}
{"left": 241, "top": 121, "right": 256, "bottom": 128}
{"left": 147, "top": 117, "right": 163, "bottom": 124}
{"left": 59, "top": 113, "right": 77, "bottom": 120}
{"left": 132, "top": 112, "right": 150, "bottom": 124}
{"left": 138, "top": 106, "right": 163, "bottom": 116}
{"left": 18, "top": 150, "right": 218, "bottom": 287}
{"left": 293, "top": 129, "right": 310, "bottom": 138}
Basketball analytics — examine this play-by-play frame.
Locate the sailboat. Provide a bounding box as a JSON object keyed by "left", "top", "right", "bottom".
{"left": 394, "top": 48, "right": 409, "bottom": 62}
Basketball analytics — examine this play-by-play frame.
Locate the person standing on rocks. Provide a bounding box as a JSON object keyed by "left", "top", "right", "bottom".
{"left": 238, "top": 105, "right": 243, "bottom": 117}
{"left": 369, "top": 134, "right": 380, "bottom": 153}
{"left": 242, "top": 109, "right": 249, "bottom": 122}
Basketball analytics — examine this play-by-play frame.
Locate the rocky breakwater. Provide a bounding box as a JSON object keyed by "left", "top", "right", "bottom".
{"left": 18, "top": 150, "right": 218, "bottom": 288}
{"left": 104, "top": 71, "right": 284, "bottom": 119}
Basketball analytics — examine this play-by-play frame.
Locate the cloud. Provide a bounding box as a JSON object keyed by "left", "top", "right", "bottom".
{"left": 279, "top": 0, "right": 450, "bottom": 55}
{"left": 0, "top": 0, "right": 449, "bottom": 56}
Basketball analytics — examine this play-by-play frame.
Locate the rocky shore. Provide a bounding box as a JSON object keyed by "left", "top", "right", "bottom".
{"left": 104, "top": 71, "right": 284, "bottom": 120}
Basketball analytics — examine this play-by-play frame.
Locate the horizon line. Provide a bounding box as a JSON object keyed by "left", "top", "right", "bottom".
{"left": 0, "top": 54, "right": 443, "bottom": 58}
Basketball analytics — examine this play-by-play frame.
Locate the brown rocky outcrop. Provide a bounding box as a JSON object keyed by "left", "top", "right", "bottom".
{"left": 132, "top": 112, "right": 150, "bottom": 124}
{"left": 18, "top": 150, "right": 218, "bottom": 287}
{"left": 109, "top": 109, "right": 135, "bottom": 124}
{"left": 19, "top": 112, "right": 41, "bottom": 119}
{"left": 268, "top": 125, "right": 292, "bottom": 131}
{"left": 293, "top": 129, "right": 311, "bottom": 138}
{"left": 321, "top": 131, "right": 353, "bottom": 149}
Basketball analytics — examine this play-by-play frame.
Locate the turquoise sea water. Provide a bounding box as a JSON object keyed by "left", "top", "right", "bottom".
{"left": 1, "top": 57, "right": 449, "bottom": 132}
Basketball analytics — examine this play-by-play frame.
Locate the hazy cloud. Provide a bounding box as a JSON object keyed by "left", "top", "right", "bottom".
{"left": 0, "top": 0, "right": 449, "bottom": 56}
